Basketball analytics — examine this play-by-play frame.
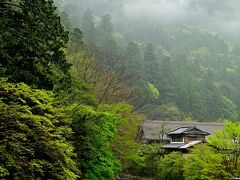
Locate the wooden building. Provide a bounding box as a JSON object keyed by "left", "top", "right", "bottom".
{"left": 141, "top": 120, "right": 224, "bottom": 143}
{"left": 162, "top": 126, "right": 210, "bottom": 152}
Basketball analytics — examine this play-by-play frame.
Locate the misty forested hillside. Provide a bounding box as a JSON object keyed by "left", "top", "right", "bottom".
{"left": 56, "top": 0, "right": 240, "bottom": 121}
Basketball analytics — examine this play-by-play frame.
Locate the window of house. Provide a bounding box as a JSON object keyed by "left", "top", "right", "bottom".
{"left": 188, "top": 136, "right": 197, "bottom": 142}
{"left": 171, "top": 136, "right": 183, "bottom": 143}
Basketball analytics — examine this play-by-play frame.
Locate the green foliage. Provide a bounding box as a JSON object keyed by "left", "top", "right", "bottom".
{"left": 158, "top": 152, "right": 185, "bottom": 180}
{"left": 70, "top": 105, "right": 121, "bottom": 180}
{"left": 99, "top": 103, "right": 145, "bottom": 174}
{"left": 124, "top": 42, "right": 146, "bottom": 85}
{"left": 156, "top": 104, "right": 182, "bottom": 121}
{"left": 0, "top": 166, "right": 9, "bottom": 178}
{"left": 147, "top": 83, "right": 160, "bottom": 99}
{"left": 1, "top": 0, "right": 70, "bottom": 89}
{"left": 138, "top": 142, "right": 235, "bottom": 179}
{"left": 141, "top": 104, "right": 183, "bottom": 120}
{"left": 57, "top": 1, "right": 240, "bottom": 121}
{"left": 137, "top": 123, "right": 240, "bottom": 179}
{"left": 55, "top": 76, "right": 97, "bottom": 107}
{"left": 144, "top": 43, "right": 158, "bottom": 83}
{"left": 68, "top": 28, "right": 84, "bottom": 54}
{"left": 138, "top": 144, "right": 164, "bottom": 177}
{"left": 97, "top": 14, "right": 118, "bottom": 52}
{"left": 219, "top": 96, "right": 238, "bottom": 120}
{"left": 0, "top": 80, "right": 80, "bottom": 179}
{"left": 1, "top": 1, "right": 129, "bottom": 179}
{"left": 208, "top": 121, "right": 240, "bottom": 177}
{"left": 184, "top": 144, "right": 231, "bottom": 180}
{"left": 3, "top": 0, "right": 240, "bottom": 179}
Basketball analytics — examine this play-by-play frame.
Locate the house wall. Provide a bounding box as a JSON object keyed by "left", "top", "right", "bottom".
{"left": 184, "top": 135, "right": 205, "bottom": 144}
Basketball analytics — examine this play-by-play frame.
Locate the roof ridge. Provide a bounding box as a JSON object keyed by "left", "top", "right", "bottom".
{"left": 167, "top": 126, "right": 210, "bottom": 135}
{"left": 169, "top": 126, "right": 194, "bottom": 132}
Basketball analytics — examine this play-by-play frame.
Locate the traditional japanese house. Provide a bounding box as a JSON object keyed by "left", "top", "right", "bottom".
{"left": 162, "top": 126, "right": 210, "bottom": 153}
{"left": 141, "top": 121, "right": 224, "bottom": 144}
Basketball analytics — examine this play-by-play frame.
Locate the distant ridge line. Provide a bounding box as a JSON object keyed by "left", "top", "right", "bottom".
{"left": 145, "top": 120, "right": 225, "bottom": 126}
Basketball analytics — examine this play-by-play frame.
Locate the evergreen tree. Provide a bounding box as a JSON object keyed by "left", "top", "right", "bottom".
{"left": 144, "top": 43, "right": 158, "bottom": 83}
{"left": 1, "top": 0, "right": 70, "bottom": 90}
{"left": 125, "top": 42, "right": 145, "bottom": 85}
{"left": 157, "top": 47, "right": 176, "bottom": 104}
{"left": 97, "top": 14, "right": 117, "bottom": 52}
{"left": 68, "top": 28, "right": 84, "bottom": 54}
{"left": 82, "top": 9, "right": 97, "bottom": 46}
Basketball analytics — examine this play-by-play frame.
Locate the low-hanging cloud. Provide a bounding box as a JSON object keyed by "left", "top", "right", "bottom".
{"left": 62, "top": 0, "right": 240, "bottom": 36}
{"left": 122, "top": 0, "right": 240, "bottom": 35}
{"left": 123, "top": 0, "right": 193, "bottom": 23}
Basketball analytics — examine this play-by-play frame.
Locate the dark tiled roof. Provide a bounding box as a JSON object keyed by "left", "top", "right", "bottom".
{"left": 167, "top": 126, "right": 210, "bottom": 136}
{"left": 143, "top": 120, "right": 224, "bottom": 140}
{"left": 167, "top": 127, "right": 191, "bottom": 135}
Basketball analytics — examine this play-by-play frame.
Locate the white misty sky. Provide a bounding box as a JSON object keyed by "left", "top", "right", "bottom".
{"left": 122, "top": 0, "right": 240, "bottom": 34}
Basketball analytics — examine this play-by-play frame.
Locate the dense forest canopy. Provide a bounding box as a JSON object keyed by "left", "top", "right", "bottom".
{"left": 0, "top": 0, "right": 143, "bottom": 178}
{"left": 55, "top": 0, "right": 240, "bottom": 121}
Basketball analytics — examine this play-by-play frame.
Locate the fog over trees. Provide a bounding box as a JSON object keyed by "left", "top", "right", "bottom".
{"left": 57, "top": 0, "right": 240, "bottom": 39}
{"left": 56, "top": 0, "right": 240, "bottom": 121}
